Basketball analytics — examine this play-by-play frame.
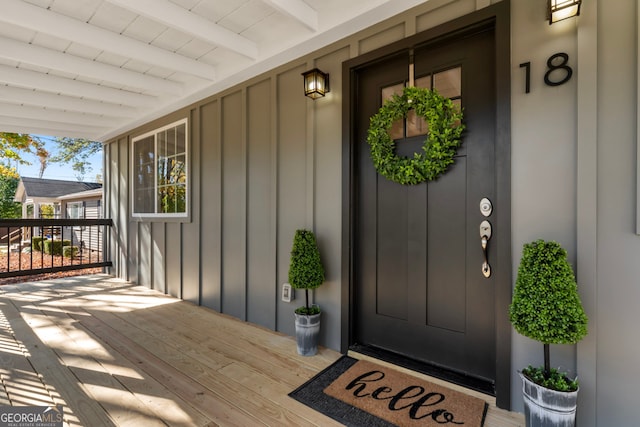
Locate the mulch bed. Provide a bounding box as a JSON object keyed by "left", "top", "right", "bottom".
{"left": 0, "top": 252, "right": 103, "bottom": 285}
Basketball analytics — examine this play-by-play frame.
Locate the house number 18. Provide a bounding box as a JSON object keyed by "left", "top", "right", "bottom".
{"left": 519, "top": 52, "right": 573, "bottom": 94}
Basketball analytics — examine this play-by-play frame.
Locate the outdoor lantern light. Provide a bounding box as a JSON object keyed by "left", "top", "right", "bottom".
{"left": 302, "top": 68, "right": 330, "bottom": 99}
{"left": 548, "top": 0, "right": 581, "bottom": 24}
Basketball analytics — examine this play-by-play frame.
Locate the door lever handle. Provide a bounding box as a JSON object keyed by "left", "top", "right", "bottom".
{"left": 480, "top": 220, "right": 492, "bottom": 278}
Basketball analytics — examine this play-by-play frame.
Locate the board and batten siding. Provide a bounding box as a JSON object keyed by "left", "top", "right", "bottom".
{"left": 103, "top": 56, "right": 347, "bottom": 345}
{"left": 103, "top": 0, "right": 497, "bottom": 363}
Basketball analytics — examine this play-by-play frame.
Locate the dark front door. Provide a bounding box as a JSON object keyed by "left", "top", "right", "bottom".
{"left": 352, "top": 27, "right": 498, "bottom": 389}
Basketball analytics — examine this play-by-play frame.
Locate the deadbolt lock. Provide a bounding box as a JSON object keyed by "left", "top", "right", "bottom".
{"left": 480, "top": 198, "right": 493, "bottom": 217}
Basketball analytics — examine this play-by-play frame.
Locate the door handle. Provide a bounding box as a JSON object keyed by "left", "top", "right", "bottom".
{"left": 480, "top": 220, "right": 492, "bottom": 278}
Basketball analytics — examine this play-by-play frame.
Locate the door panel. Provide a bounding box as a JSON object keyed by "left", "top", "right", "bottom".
{"left": 353, "top": 29, "right": 496, "bottom": 384}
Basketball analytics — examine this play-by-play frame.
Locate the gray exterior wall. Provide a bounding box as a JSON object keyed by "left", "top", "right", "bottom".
{"left": 578, "top": 2, "right": 640, "bottom": 426}
{"left": 105, "top": 0, "right": 483, "bottom": 355}
{"left": 105, "top": 0, "right": 640, "bottom": 424}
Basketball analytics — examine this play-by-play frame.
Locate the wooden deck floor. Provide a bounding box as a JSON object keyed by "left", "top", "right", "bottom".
{"left": 0, "top": 275, "right": 524, "bottom": 426}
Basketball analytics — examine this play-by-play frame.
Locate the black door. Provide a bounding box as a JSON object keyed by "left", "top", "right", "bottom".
{"left": 353, "top": 28, "right": 497, "bottom": 387}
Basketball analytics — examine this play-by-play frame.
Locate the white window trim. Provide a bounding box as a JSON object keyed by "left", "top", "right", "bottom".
{"left": 131, "top": 118, "right": 189, "bottom": 220}
{"left": 67, "top": 201, "right": 85, "bottom": 219}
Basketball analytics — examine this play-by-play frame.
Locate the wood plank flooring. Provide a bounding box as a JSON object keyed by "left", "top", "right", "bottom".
{"left": 0, "top": 275, "right": 524, "bottom": 426}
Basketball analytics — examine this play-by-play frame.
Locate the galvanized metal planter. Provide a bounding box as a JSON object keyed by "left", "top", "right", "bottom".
{"left": 520, "top": 372, "right": 578, "bottom": 427}
{"left": 294, "top": 312, "right": 321, "bottom": 356}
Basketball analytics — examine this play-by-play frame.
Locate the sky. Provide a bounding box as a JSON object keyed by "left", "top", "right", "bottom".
{"left": 14, "top": 135, "right": 103, "bottom": 182}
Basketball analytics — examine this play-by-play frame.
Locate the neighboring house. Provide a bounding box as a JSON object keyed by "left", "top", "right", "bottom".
{"left": 14, "top": 177, "right": 102, "bottom": 219}
{"left": 13, "top": 177, "right": 103, "bottom": 250}
{"left": 2, "top": 1, "right": 639, "bottom": 426}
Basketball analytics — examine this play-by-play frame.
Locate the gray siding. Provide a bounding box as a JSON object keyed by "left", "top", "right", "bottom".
{"left": 246, "top": 79, "right": 276, "bottom": 329}
{"left": 182, "top": 108, "right": 201, "bottom": 304}
{"left": 104, "top": 0, "right": 491, "bottom": 360}
{"left": 221, "top": 90, "right": 246, "bottom": 320}
{"left": 103, "top": 1, "right": 640, "bottom": 424}
{"left": 276, "top": 65, "right": 308, "bottom": 336}
{"left": 153, "top": 223, "right": 167, "bottom": 294}
{"left": 585, "top": 3, "right": 640, "bottom": 426}
{"left": 200, "top": 100, "right": 222, "bottom": 311}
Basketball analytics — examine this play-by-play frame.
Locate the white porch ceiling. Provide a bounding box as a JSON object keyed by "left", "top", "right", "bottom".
{"left": 0, "top": 0, "right": 428, "bottom": 142}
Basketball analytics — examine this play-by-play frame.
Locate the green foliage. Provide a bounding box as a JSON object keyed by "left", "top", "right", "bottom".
{"left": 43, "top": 239, "right": 71, "bottom": 256}
{"left": 0, "top": 133, "right": 47, "bottom": 178}
{"left": 510, "top": 240, "right": 588, "bottom": 345}
{"left": 522, "top": 365, "right": 579, "bottom": 392}
{"left": 0, "top": 133, "right": 100, "bottom": 180}
{"left": 295, "top": 305, "right": 321, "bottom": 315}
{"left": 288, "top": 229, "right": 324, "bottom": 290}
{"left": 32, "top": 237, "right": 45, "bottom": 251}
{"left": 50, "top": 138, "right": 102, "bottom": 181}
{"left": 63, "top": 245, "right": 79, "bottom": 259}
{"left": 367, "top": 86, "right": 465, "bottom": 185}
{"left": 39, "top": 204, "right": 55, "bottom": 219}
{"left": 288, "top": 229, "right": 325, "bottom": 313}
{"left": 0, "top": 173, "right": 21, "bottom": 219}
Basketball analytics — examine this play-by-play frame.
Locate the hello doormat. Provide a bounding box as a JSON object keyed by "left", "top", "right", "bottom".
{"left": 289, "top": 356, "right": 487, "bottom": 427}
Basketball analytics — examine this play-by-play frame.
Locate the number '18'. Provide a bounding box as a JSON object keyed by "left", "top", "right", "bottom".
{"left": 519, "top": 52, "right": 573, "bottom": 94}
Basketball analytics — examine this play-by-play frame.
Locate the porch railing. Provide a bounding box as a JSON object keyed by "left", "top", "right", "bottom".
{"left": 0, "top": 218, "right": 112, "bottom": 279}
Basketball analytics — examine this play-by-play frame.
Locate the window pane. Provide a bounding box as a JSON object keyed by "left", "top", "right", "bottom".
{"left": 133, "top": 119, "right": 188, "bottom": 216}
{"left": 158, "top": 184, "right": 186, "bottom": 214}
{"left": 133, "top": 136, "right": 155, "bottom": 213}
{"left": 158, "top": 187, "right": 172, "bottom": 213}
{"left": 407, "top": 75, "right": 431, "bottom": 137}
{"left": 67, "top": 202, "right": 84, "bottom": 219}
{"left": 434, "top": 67, "right": 462, "bottom": 98}
{"left": 173, "top": 155, "right": 186, "bottom": 184}
{"left": 166, "top": 127, "right": 177, "bottom": 157}
{"left": 381, "top": 83, "right": 405, "bottom": 140}
{"left": 415, "top": 75, "right": 432, "bottom": 89}
{"left": 158, "top": 129, "right": 167, "bottom": 157}
{"left": 176, "top": 123, "right": 186, "bottom": 154}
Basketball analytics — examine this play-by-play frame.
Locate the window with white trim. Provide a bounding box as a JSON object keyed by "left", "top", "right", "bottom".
{"left": 132, "top": 119, "right": 188, "bottom": 217}
{"left": 67, "top": 201, "right": 84, "bottom": 219}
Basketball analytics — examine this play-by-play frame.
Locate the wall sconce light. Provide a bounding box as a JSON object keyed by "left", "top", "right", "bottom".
{"left": 548, "top": 0, "right": 581, "bottom": 25}
{"left": 302, "top": 68, "right": 330, "bottom": 99}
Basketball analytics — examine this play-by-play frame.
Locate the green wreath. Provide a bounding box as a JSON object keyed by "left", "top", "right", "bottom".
{"left": 367, "top": 86, "right": 465, "bottom": 185}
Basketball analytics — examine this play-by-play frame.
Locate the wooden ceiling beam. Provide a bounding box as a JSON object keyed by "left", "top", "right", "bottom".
{"left": 105, "top": 0, "right": 258, "bottom": 59}
{"left": 1, "top": 0, "right": 217, "bottom": 81}
{"left": 0, "top": 37, "right": 184, "bottom": 96}
{"left": 262, "top": 0, "right": 318, "bottom": 31}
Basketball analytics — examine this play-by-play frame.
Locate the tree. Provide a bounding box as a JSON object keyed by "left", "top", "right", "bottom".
{"left": 0, "top": 173, "right": 21, "bottom": 219}
{"left": 288, "top": 229, "right": 325, "bottom": 315}
{"left": 0, "top": 133, "right": 100, "bottom": 181}
{"left": 509, "top": 240, "right": 588, "bottom": 378}
{"left": 36, "top": 146, "right": 50, "bottom": 178}
{"left": 0, "top": 133, "right": 46, "bottom": 178}
{"left": 50, "top": 138, "right": 102, "bottom": 181}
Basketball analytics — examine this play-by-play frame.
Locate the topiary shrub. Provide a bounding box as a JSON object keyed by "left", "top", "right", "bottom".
{"left": 288, "top": 229, "right": 325, "bottom": 315}
{"left": 510, "top": 239, "right": 588, "bottom": 391}
{"left": 63, "top": 246, "right": 79, "bottom": 259}
{"left": 43, "top": 239, "right": 72, "bottom": 256}
{"left": 32, "top": 236, "right": 45, "bottom": 252}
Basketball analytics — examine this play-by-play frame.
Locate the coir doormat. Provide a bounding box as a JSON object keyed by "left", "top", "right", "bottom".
{"left": 289, "top": 356, "right": 488, "bottom": 427}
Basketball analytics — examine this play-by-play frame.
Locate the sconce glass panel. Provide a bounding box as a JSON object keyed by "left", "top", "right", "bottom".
{"left": 302, "top": 68, "right": 330, "bottom": 99}
{"left": 548, "top": 0, "right": 581, "bottom": 24}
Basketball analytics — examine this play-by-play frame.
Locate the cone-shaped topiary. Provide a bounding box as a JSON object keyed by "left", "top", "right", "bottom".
{"left": 510, "top": 239, "right": 588, "bottom": 389}
{"left": 288, "top": 229, "right": 325, "bottom": 315}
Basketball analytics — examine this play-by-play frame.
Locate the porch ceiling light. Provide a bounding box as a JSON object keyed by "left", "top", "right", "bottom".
{"left": 548, "top": 0, "right": 581, "bottom": 24}
{"left": 302, "top": 68, "right": 330, "bottom": 99}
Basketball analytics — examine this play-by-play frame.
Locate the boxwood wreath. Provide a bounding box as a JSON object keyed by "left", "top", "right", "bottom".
{"left": 367, "top": 86, "right": 465, "bottom": 185}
